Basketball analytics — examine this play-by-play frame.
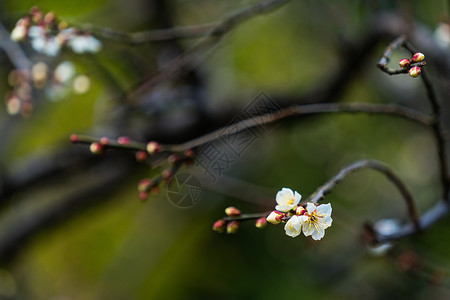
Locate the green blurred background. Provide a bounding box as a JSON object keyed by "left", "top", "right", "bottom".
{"left": 0, "top": 0, "right": 450, "bottom": 299}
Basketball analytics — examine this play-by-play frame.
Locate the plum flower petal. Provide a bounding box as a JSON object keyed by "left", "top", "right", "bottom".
{"left": 300, "top": 202, "right": 332, "bottom": 240}
{"left": 284, "top": 215, "right": 303, "bottom": 238}
{"left": 275, "top": 187, "right": 302, "bottom": 212}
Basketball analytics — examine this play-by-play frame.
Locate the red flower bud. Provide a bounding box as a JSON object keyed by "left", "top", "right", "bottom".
{"left": 411, "top": 52, "right": 425, "bottom": 63}
{"left": 89, "top": 142, "right": 104, "bottom": 155}
{"left": 213, "top": 219, "right": 226, "bottom": 233}
{"left": 70, "top": 134, "right": 78, "bottom": 143}
{"left": 398, "top": 58, "right": 410, "bottom": 68}
{"left": 135, "top": 150, "right": 148, "bottom": 162}
{"left": 100, "top": 137, "right": 109, "bottom": 145}
{"left": 225, "top": 206, "right": 241, "bottom": 217}
{"left": 409, "top": 66, "right": 421, "bottom": 78}
{"left": 118, "top": 136, "right": 130, "bottom": 145}
{"left": 146, "top": 141, "right": 162, "bottom": 155}
{"left": 138, "top": 178, "right": 153, "bottom": 192}
{"left": 255, "top": 217, "right": 267, "bottom": 229}
{"left": 226, "top": 221, "right": 240, "bottom": 234}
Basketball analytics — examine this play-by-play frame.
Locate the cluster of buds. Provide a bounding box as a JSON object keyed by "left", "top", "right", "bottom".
{"left": 11, "top": 6, "right": 102, "bottom": 57}
{"left": 266, "top": 188, "right": 332, "bottom": 240}
{"left": 213, "top": 207, "right": 242, "bottom": 234}
{"left": 71, "top": 134, "right": 198, "bottom": 201}
{"left": 398, "top": 52, "right": 425, "bottom": 78}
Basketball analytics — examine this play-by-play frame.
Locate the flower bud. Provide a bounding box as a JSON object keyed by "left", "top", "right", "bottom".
{"left": 89, "top": 142, "right": 104, "bottom": 154}
{"left": 118, "top": 136, "right": 130, "bottom": 145}
{"left": 226, "top": 221, "right": 240, "bottom": 234}
{"left": 135, "top": 150, "right": 148, "bottom": 162}
{"left": 70, "top": 134, "right": 78, "bottom": 143}
{"left": 161, "top": 169, "right": 173, "bottom": 181}
{"left": 138, "top": 178, "right": 153, "bottom": 192}
{"left": 146, "top": 141, "right": 162, "bottom": 155}
{"left": 138, "top": 191, "right": 148, "bottom": 201}
{"left": 225, "top": 206, "right": 241, "bottom": 217}
{"left": 295, "top": 206, "right": 306, "bottom": 215}
{"left": 11, "top": 25, "right": 27, "bottom": 42}
{"left": 266, "top": 210, "right": 285, "bottom": 225}
{"left": 212, "top": 219, "right": 226, "bottom": 233}
{"left": 43, "top": 11, "right": 56, "bottom": 24}
{"left": 184, "top": 148, "right": 195, "bottom": 158}
{"left": 100, "top": 137, "right": 109, "bottom": 145}
{"left": 409, "top": 66, "right": 421, "bottom": 78}
{"left": 411, "top": 52, "right": 425, "bottom": 63}
{"left": 398, "top": 58, "right": 410, "bottom": 68}
{"left": 255, "top": 217, "right": 267, "bottom": 229}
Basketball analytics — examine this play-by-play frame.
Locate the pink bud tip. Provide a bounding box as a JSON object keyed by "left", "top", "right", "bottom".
{"left": 89, "top": 142, "right": 104, "bottom": 155}
{"left": 409, "top": 66, "right": 421, "bottom": 78}
{"left": 213, "top": 219, "right": 226, "bottom": 233}
{"left": 398, "top": 58, "right": 410, "bottom": 68}
{"left": 161, "top": 169, "right": 173, "bottom": 180}
{"left": 255, "top": 217, "right": 267, "bottom": 229}
{"left": 138, "top": 191, "right": 148, "bottom": 201}
{"left": 135, "top": 150, "right": 148, "bottom": 162}
{"left": 118, "top": 136, "right": 130, "bottom": 145}
{"left": 168, "top": 154, "right": 181, "bottom": 165}
{"left": 411, "top": 52, "right": 425, "bottom": 63}
{"left": 184, "top": 149, "right": 195, "bottom": 158}
{"left": 225, "top": 206, "right": 241, "bottom": 217}
{"left": 100, "top": 137, "right": 109, "bottom": 145}
{"left": 138, "top": 178, "right": 153, "bottom": 192}
{"left": 226, "top": 221, "right": 240, "bottom": 234}
{"left": 295, "top": 206, "right": 306, "bottom": 215}
{"left": 70, "top": 134, "right": 78, "bottom": 143}
{"left": 146, "top": 141, "right": 162, "bottom": 155}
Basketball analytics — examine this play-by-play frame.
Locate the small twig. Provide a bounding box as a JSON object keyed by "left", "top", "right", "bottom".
{"left": 165, "top": 102, "right": 432, "bottom": 152}
{"left": 378, "top": 36, "right": 450, "bottom": 201}
{"left": 223, "top": 213, "right": 267, "bottom": 222}
{"left": 306, "top": 159, "right": 421, "bottom": 232}
{"left": 89, "top": 23, "right": 218, "bottom": 44}
{"left": 71, "top": 134, "right": 147, "bottom": 151}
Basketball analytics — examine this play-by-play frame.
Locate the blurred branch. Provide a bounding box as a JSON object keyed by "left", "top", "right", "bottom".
{"left": 0, "top": 158, "right": 133, "bottom": 265}
{"left": 0, "top": 21, "right": 32, "bottom": 71}
{"left": 165, "top": 102, "right": 432, "bottom": 152}
{"left": 375, "top": 201, "right": 449, "bottom": 244}
{"left": 126, "top": 0, "right": 292, "bottom": 100}
{"left": 306, "top": 159, "right": 421, "bottom": 232}
{"left": 90, "top": 23, "right": 218, "bottom": 44}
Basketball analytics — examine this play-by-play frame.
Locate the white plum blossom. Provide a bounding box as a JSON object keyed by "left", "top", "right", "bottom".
{"left": 11, "top": 25, "right": 27, "bottom": 41}
{"left": 298, "top": 202, "right": 332, "bottom": 240}
{"left": 67, "top": 34, "right": 102, "bottom": 54}
{"left": 284, "top": 215, "right": 302, "bottom": 238}
{"left": 275, "top": 187, "right": 302, "bottom": 212}
{"left": 54, "top": 61, "right": 76, "bottom": 84}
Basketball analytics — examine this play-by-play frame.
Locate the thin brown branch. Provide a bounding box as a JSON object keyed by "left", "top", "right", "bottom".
{"left": 306, "top": 159, "right": 421, "bottom": 232}
{"left": 165, "top": 102, "right": 432, "bottom": 152}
